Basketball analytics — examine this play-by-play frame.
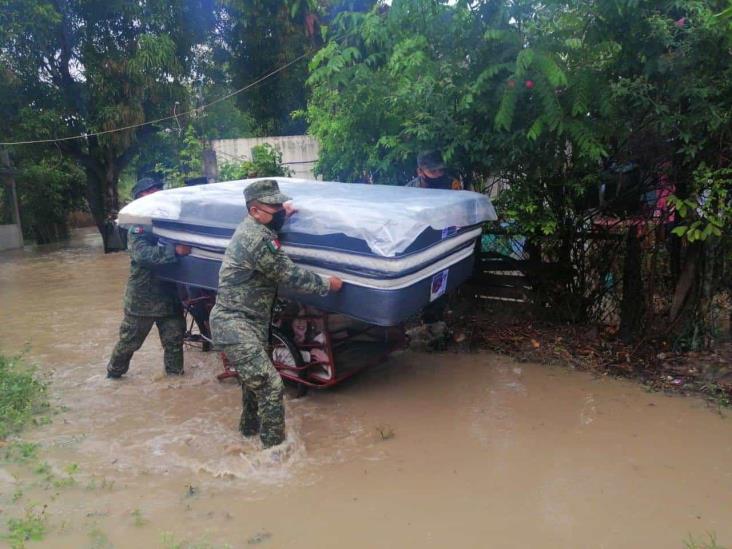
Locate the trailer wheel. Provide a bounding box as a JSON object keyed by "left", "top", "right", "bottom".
{"left": 270, "top": 327, "right": 308, "bottom": 398}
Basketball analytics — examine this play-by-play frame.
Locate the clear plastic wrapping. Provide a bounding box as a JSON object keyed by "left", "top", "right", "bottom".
{"left": 118, "top": 177, "right": 496, "bottom": 257}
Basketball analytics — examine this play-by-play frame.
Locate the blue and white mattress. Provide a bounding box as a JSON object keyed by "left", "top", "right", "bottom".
{"left": 117, "top": 178, "right": 497, "bottom": 326}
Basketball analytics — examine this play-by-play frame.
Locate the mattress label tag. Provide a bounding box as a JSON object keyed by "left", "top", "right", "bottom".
{"left": 430, "top": 269, "right": 449, "bottom": 302}
{"left": 267, "top": 239, "right": 281, "bottom": 253}
{"left": 441, "top": 226, "right": 458, "bottom": 239}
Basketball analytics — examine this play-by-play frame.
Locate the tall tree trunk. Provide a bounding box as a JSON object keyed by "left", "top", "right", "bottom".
{"left": 83, "top": 159, "right": 121, "bottom": 253}
{"left": 671, "top": 239, "right": 719, "bottom": 351}
{"left": 619, "top": 226, "right": 645, "bottom": 342}
{"left": 669, "top": 241, "right": 701, "bottom": 322}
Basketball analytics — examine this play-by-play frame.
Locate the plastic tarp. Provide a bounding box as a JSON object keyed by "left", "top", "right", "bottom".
{"left": 117, "top": 177, "right": 497, "bottom": 257}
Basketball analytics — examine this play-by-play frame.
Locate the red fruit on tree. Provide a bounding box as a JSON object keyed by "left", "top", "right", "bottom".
{"left": 675, "top": 17, "right": 686, "bottom": 28}
{"left": 525, "top": 80, "right": 535, "bottom": 89}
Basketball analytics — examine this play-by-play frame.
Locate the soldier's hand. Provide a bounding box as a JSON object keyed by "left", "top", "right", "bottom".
{"left": 175, "top": 244, "right": 192, "bottom": 256}
{"left": 283, "top": 201, "right": 298, "bottom": 217}
{"left": 329, "top": 276, "right": 343, "bottom": 292}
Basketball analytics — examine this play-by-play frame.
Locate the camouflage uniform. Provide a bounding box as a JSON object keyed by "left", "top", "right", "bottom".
{"left": 405, "top": 174, "right": 463, "bottom": 190}
{"left": 405, "top": 152, "right": 462, "bottom": 322}
{"left": 107, "top": 224, "right": 185, "bottom": 377}
{"left": 210, "top": 184, "right": 329, "bottom": 448}
{"left": 405, "top": 150, "right": 463, "bottom": 190}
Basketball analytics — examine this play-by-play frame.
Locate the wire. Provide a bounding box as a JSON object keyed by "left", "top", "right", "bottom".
{"left": 0, "top": 52, "right": 311, "bottom": 147}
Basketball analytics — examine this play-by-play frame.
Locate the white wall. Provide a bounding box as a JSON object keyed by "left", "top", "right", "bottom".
{"left": 211, "top": 136, "right": 320, "bottom": 180}
{"left": 0, "top": 224, "right": 22, "bottom": 251}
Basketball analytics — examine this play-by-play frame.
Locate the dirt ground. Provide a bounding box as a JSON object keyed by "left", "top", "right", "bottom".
{"left": 442, "top": 288, "right": 732, "bottom": 412}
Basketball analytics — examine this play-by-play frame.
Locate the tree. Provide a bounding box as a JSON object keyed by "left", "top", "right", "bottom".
{"left": 0, "top": 0, "right": 217, "bottom": 250}
{"left": 224, "top": 0, "right": 317, "bottom": 136}
{"left": 16, "top": 154, "right": 86, "bottom": 244}
{"left": 305, "top": 0, "right": 732, "bottom": 346}
{"left": 223, "top": 0, "right": 377, "bottom": 136}
{"left": 306, "top": 0, "right": 493, "bottom": 184}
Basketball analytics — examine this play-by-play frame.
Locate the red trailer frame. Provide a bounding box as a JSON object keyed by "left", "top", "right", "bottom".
{"left": 181, "top": 291, "right": 405, "bottom": 389}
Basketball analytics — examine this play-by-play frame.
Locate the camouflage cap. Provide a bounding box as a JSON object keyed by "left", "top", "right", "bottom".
{"left": 131, "top": 177, "right": 164, "bottom": 199}
{"left": 244, "top": 179, "right": 291, "bottom": 205}
{"left": 417, "top": 150, "right": 446, "bottom": 171}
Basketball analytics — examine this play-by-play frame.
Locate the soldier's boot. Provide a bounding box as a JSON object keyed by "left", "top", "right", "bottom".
{"left": 158, "top": 315, "right": 185, "bottom": 375}
{"left": 256, "top": 374, "right": 286, "bottom": 449}
{"left": 106, "top": 366, "right": 126, "bottom": 379}
{"left": 162, "top": 346, "right": 184, "bottom": 375}
{"left": 239, "top": 388, "right": 260, "bottom": 437}
{"left": 107, "top": 345, "right": 134, "bottom": 379}
{"left": 107, "top": 314, "right": 155, "bottom": 378}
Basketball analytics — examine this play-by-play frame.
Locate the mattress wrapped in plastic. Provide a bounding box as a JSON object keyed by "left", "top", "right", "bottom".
{"left": 117, "top": 177, "right": 497, "bottom": 325}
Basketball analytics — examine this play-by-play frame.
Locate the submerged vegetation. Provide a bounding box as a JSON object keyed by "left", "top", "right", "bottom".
{"left": 0, "top": 353, "right": 48, "bottom": 440}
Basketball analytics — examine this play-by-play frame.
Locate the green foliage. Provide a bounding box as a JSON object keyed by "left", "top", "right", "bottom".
{"left": 305, "top": 0, "right": 616, "bottom": 188}
{"left": 14, "top": 154, "right": 86, "bottom": 244}
{"left": 0, "top": 0, "right": 218, "bottom": 245}
{"left": 146, "top": 125, "right": 204, "bottom": 190}
{"left": 51, "top": 462, "right": 79, "bottom": 488}
{"left": 223, "top": 0, "right": 315, "bottom": 136}
{"left": 3, "top": 506, "right": 47, "bottom": 549}
{"left": 683, "top": 531, "right": 726, "bottom": 549}
{"left": 218, "top": 144, "right": 293, "bottom": 180}
{"left": 131, "top": 508, "right": 148, "bottom": 527}
{"left": 193, "top": 94, "right": 256, "bottom": 141}
{"left": 306, "top": 0, "right": 731, "bottom": 338}
{"left": 306, "top": 0, "right": 491, "bottom": 183}
{"left": 0, "top": 354, "right": 49, "bottom": 439}
{"left": 88, "top": 527, "right": 113, "bottom": 549}
{"left": 3, "top": 441, "right": 40, "bottom": 463}
{"left": 220, "top": 0, "right": 373, "bottom": 135}
{"left": 669, "top": 168, "right": 730, "bottom": 242}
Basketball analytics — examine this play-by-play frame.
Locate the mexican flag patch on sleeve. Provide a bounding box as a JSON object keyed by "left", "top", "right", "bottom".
{"left": 266, "top": 239, "right": 281, "bottom": 253}
{"left": 132, "top": 225, "right": 145, "bottom": 234}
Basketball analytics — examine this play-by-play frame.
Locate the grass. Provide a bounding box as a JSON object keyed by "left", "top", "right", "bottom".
{"left": 0, "top": 353, "right": 49, "bottom": 439}
{"left": 33, "top": 461, "right": 52, "bottom": 480}
{"left": 4, "top": 506, "right": 47, "bottom": 549}
{"left": 85, "top": 475, "right": 116, "bottom": 491}
{"left": 12, "top": 487, "right": 24, "bottom": 503}
{"left": 88, "top": 526, "right": 113, "bottom": 549}
{"left": 3, "top": 441, "right": 40, "bottom": 463}
{"left": 131, "top": 508, "right": 148, "bottom": 527}
{"left": 375, "top": 424, "right": 395, "bottom": 441}
{"left": 683, "top": 532, "right": 727, "bottom": 549}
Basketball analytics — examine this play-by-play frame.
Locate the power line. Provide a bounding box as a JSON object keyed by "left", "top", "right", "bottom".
{"left": 0, "top": 52, "right": 311, "bottom": 147}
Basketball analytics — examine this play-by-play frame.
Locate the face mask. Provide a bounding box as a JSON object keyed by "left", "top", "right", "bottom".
{"left": 267, "top": 208, "right": 287, "bottom": 232}
{"left": 424, "top": 174, "right": 453, "bottom": 189}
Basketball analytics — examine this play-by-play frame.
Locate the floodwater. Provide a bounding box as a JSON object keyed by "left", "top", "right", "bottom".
{"left": 0, "top": 228, "right": 731, "bottom": 548}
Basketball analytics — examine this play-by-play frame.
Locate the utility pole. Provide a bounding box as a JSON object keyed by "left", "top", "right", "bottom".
{"left": 202, "top": 143, "right": 218, "bottom": 183}
{"left": 0, "top": 149, "right": 24, "bottom": 250}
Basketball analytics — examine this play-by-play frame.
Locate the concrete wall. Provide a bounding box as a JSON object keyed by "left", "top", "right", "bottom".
{"left": 211, "top": 136, "right": 320, "bottom": 180}
{"left": 0, "top": 224, "right": 23, "bottom": 251}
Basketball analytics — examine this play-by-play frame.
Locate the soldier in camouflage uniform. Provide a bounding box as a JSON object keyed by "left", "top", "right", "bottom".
{"left": 406, "top": 150, "right": 462, "bottom": 324}
{"left": 107, "top": 178, "right": 192, "bottom": 379}
{"left": 405, "top": 150, "right": 463, "bottom": 190}
{"left": 210, "top": 179, "right": 343, "bottom": 448}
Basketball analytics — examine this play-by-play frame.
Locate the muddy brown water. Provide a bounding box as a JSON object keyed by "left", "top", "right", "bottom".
{"left": 0, "top": 228, "right": 730, "bottom": 548}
